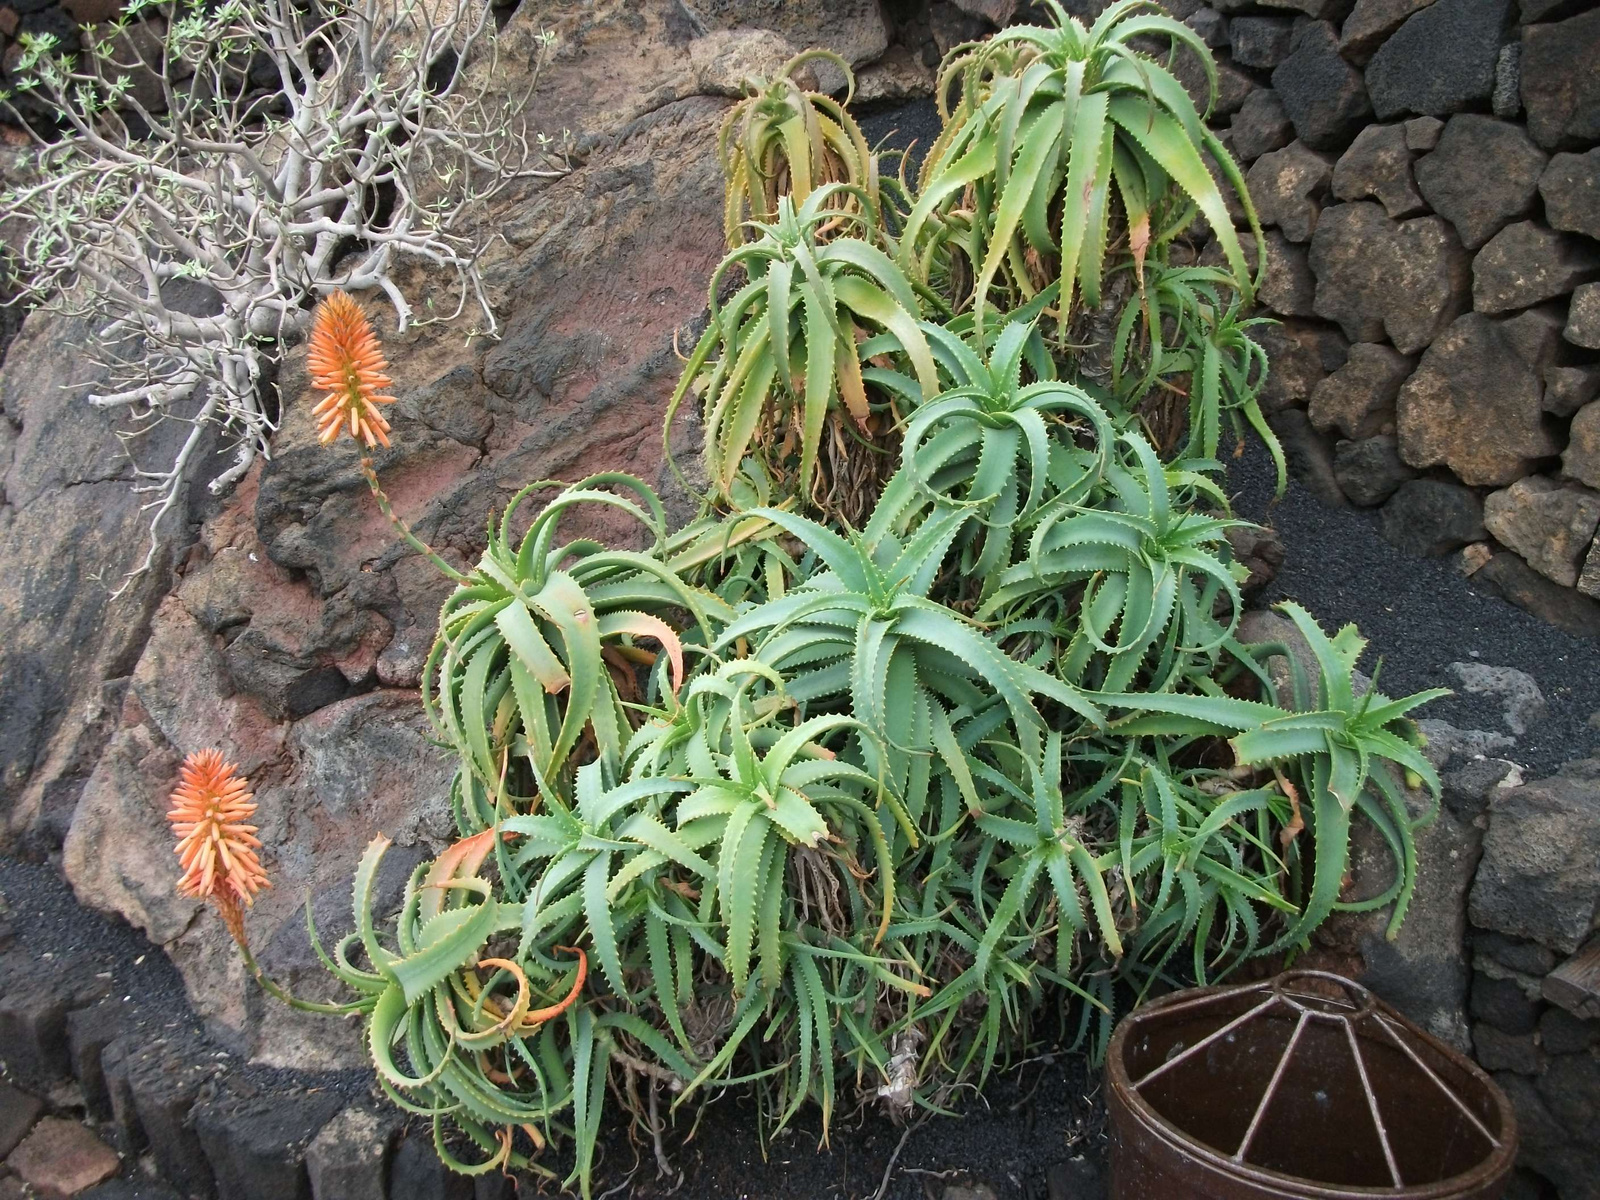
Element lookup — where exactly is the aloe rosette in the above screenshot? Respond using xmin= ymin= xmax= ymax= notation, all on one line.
xmin=666 ymin=186 xmax=939 ymax=512
xmin=902 ymin=0 xmax=1263 ymax=334
xmin=718 ymin=50 xmax=878 ymax=246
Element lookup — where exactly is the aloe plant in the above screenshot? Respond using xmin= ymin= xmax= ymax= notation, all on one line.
xmin=901 ymin=0 xmax=1263 ymax=335
xmin=230 ymin=8 xmax=1451 ymax=1195
xmin=424 ymin=473 xmax=730 ymax=824
xmin=1111 ymin=261 xmax=1285 ymax=491
xmin=719 ymin=50 xmax=878 ymax=246
xmin=666 ymin=185 xmax=939 ymax=514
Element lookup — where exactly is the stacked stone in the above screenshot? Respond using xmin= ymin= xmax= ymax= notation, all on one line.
xmin=1465 ymin=757 xmax=1600 ymax=1199
xmin=1192 ymin=0 xmax=1600 ymax=637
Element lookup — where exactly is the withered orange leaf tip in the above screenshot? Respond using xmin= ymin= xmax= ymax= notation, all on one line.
xmin=308 ymin=290 xmax=397 ymax=450
xmin=167 ymin=749 xmax=271 ymax=943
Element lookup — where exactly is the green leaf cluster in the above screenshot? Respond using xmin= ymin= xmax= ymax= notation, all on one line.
xmin=286 ymin=6 xmax=1447 ymax=1194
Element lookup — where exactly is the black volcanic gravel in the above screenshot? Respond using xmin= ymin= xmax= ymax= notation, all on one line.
xmin=0 ymin=855 xmax=1106 ymax=1199
xmin=1228 ymin=439 xmax=1600 ymax=775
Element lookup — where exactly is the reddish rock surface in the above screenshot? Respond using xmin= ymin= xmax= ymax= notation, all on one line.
xmin=4 ymin=0 xmax=765 ymax=1067
xmin=6 ymin=1118 xmax=119 ymax=1196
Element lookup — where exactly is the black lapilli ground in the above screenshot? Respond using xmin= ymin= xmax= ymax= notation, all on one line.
xmin=1228 ymin=437 xmax=1600 ymax=775
xmin=0 ymin=852 xmax=1107 ymax=1199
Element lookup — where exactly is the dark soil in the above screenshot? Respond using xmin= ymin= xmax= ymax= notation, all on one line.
xmin=0 ymin=852 xmax=1107 ymax=1200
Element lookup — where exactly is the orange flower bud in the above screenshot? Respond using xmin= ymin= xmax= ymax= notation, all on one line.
xmin=307 ymin=290 xmax=397 ymax=449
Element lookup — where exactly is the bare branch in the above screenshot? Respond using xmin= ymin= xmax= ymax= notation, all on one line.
xmin=0 ymin=0 xmax=569 ymax=590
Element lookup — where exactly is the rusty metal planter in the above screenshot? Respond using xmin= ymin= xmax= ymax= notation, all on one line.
xmin=1106 ymin=971 xmax=1518 ymax=1199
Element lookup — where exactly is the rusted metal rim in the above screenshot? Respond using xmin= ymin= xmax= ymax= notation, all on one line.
xmin=1106 ymin=971 xmax=1520 ymax=1199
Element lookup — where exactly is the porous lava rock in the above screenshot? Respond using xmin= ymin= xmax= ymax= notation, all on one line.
xmin=1472 ymin=220 xmax=1600 ymax=313
xmin=1396 ymin=313 xmax=1558 ymax=485
xmin=1246 ymin=140 xmax=1334 ymax=242
xmin=1404 ymin=114 xmax=1443 ymax=150
xmin=1470 ymin=759 xmax=1600 ymax=955
xmin=1381 ymin=479 xmax=1487 ymax=555
xmin=0 ymin=313 xmax=198 ymax=855
xmin=1229 ymin=15 xmax=1294 ymax=67
xmin=1331 ymin=122 xmax=1426 ymax=218
xmin=1271 ymin=408 xmax=1348 ymax=507
xmin=1520 ymin=7 xmax=1600 ymax=150
xmin=1248 ymin=319 xmax=1351 ymax=411
xmin=1540 ymin=148 xmax=1600 ymax=241
xmin=1308 ymin=201 xmax=1470 ymax=353
xmin=1365 ymin=0 xmax=1514 ymax=119
xmin=1545 ymin=365 xmax=1600 ymax=419
xmin=1563 ymin=402 xmax=1600 ymax=491
xmin=1333 ymin=434 xmax=1416 ymax=506
xmin=1337 ymin=0 xmax=1437 ymax=64
xmin=678 ymin=0 xmax=888 ymax=72
xmin=1498 ymin=304 xmax=1568 ymax=375
xmin=1475 ymin=551 xmax=1600 ymax=636
xmin=1270 ymin=21 xmax=1373 ymax=150
xmin=1413 ymin=114 xmax=1548 ymax=249
xmin=1308 ymin=342 xmax=1414 ymax=438
xmin=1230 ymin=89 xmax=1295 ymax=163
xmin=1482 ymin=476 xmax=1600 ymax=588
xmin=1203 ymin=231 xmax=1316 ymax=316
xmin=1568 ymin=282 xmax=1600 ymax=349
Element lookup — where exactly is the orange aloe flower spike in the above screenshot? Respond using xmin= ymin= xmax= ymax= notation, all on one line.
xmin=307 ymin=290 xmax=397 ymax=449
xmin=166 ymin=749 xmax=271 ymax=943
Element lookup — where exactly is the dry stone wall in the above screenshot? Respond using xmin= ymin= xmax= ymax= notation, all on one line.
xmin=1193 ymin=0 xmax=1600 ymax=637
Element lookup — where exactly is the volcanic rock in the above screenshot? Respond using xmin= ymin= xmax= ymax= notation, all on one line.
xmin=1498 ymin=304 xmax=1568 ymax=374
xmin=1205 ymin=231 xmax=1317 ymax=316
xmin=1337 ymin=0 xmax=1437 ymax=63
xmin=1187 ymin=7 xmax=1229 ymax=46
xmin=1396 ymin=313 xmax=1557 ymax=485
xmin=1492 ymin=43 xmax=1521 ymax=120
xmin=1333 ymin=434 xmax=1416 ymax=506
xmin=1564 ymin=403 xmax=1600 ymax=491
xmin=1230 ymin=90 xmax=1295 ymax=163
xmin=678 ymin=0 xmax=888 ymax=71
xmin=1270 ymin=21 xmax=1373 ymax=150
xmin=1309 ymin=202 xmax=1471 ymax=353
xmin=1546 ymin=366 xmax=1600 ymax=419
xmin=1483 ymin=477 xmax=1600 ymax=588
xmin=305 ymin=1104 xmax=404 ymax=1200
xmin=0 ymin=1082 xmax=42 ymax=1158
xmin=1520 ymin=7 xmax=1600 ymax=149
xmin=1230 ymin=15 xmax=1294 ymax=66
xmin=1382 ymin=479 xmax=1487 ymax=555
xmin=1473 ymin=221 xmax=1600 ymax=313
xmin=1270 ymin=408 xmax=1348 ymax=507
xmin=1413 ymin=114 xmax=1548 ymax=249
xmin=1331 ymin=122 xmax=1426 ymax=217
xmin=1309 ymin=343 xmax=1414 ymax=438
xmin=1247 ymin=140 xmax=1334 ymax=241
xmin=1249 ymin=319 xmax=1351 ymax=411
xmin=1541 ymin=148 xmax=1600 ymax=242
xmin=1475 ymin=550 xmax=1600 ymax=636
xmin=1403 ymin=114 xmax=1443 ymax=150
xmin=6 ymin=1118 xmax=120 ymax=1197
xmin=193 ymin=1085 xmax=346 ymax=1200
xmin=1471 ymin=759 xmax=1600 ymax=954
xmin=1568 ymin=283 xmax=1600 ymax=349
xmin=1365 ymin=0 xmax=1514 ymax=119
